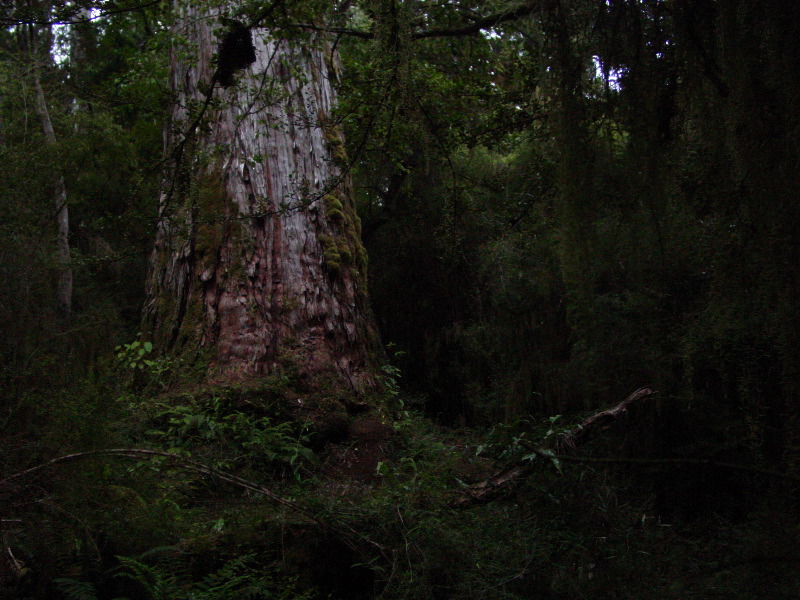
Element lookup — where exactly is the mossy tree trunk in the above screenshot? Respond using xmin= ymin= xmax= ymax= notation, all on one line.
xmin=143 ymin=5 xmax=381 ymax=394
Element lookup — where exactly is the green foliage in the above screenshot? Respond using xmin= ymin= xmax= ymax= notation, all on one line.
xmin=379 ymin=343 xmax=406 ymax=410
xmin=0 ymin=0 xmax=163 ymax=409
xmin=56 ymin=549 xmax=312 ymax=600
xmin=54 ymin=578 xmax=99 ymax=600
xmin=371 ymin=411 xmax=460 ymax=499
xmin=116 ymin=337 xmax=168 ymax=375
xmin=144 ymin=396 xmax=313 ymax=477
xmin=355 ymin=0 xmax=800 ymax=468
xmin=114 ymin=335 xmax=175 ymax=395
xmin=477 ymin=415 xmax=568 ymax=469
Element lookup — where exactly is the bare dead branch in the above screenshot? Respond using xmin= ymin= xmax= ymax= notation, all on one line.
xmin=555 ymin=386 xmax=654 ymax=451
xmin=451 ymin=387 xmax=655 ymax=508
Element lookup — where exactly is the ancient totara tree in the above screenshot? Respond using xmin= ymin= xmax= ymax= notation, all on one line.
xmin=143 ymin=4 xmax=382 ymax=394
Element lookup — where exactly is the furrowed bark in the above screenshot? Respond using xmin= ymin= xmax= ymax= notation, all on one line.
xmin=143 ymin=5 xmax=381 ymax=393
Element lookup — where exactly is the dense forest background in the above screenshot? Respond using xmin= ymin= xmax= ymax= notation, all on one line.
xmin=2 ymin=0 xmax=799 ymax=598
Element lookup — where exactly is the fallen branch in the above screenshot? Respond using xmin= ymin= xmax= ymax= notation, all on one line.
xmin=451 ymin=387 xmax=655 ymax=508
xmin=555 ymin=386 xmax=654 ymax=451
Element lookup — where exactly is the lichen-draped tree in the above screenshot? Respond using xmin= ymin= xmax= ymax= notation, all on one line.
xmin=143 ymin=5 xmax=381 ymax=394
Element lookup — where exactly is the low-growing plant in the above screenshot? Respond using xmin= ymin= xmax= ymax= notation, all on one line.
xmin=55 ymin=548 xmax=313 ymax=600
xmin=146 ymin=397 xmax=313 ymax=477
xmin=115 ymin=335 xmax=173 ymax=392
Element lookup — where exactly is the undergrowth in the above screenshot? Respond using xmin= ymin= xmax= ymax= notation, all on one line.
xmin=3 ymin=386 xmax=799 ymax=600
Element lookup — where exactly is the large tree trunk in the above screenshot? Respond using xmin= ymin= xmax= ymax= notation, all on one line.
xmin=143 ymin=7 xmax=381 ymax=394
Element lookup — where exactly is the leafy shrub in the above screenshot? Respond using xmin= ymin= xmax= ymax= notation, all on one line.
xmin=145 ymin=397 xmax=313 ymax=477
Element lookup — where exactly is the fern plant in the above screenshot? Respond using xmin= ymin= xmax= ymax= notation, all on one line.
xmin=54 ymin=578 xmax=99 ymax=600
xmin=56 ymin=547 xmax=312 ymax=600
xmin=111 ymin=550 xmax=311 ymax=600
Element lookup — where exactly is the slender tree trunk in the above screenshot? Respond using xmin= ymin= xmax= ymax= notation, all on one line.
xmin=143 ymin=6 xmax=381 ymax=393
xmin=33 ymin=73 xmax=72 ymax=318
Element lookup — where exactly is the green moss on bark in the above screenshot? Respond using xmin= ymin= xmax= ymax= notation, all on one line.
xmin=321 ymin=120 xmax=349 ymax=167
xmin=319 ymin=233 xmax=342 ymax=276
xmin=323 ymin=194 xmax=345 ymax=224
